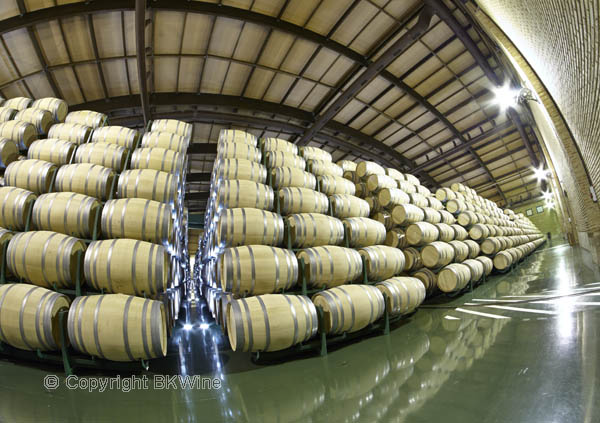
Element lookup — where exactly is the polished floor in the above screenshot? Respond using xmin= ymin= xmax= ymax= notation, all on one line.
xmin=2 ymin=240 xmax=600 ymax=422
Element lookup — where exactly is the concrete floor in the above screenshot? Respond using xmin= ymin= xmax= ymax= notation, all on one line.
xmin=1 ymin=241 xmax=600 ymax=422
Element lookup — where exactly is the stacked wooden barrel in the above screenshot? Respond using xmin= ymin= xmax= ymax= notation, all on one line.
xmin=0 ymin=97 xmax=183 ymax=364
xmin=435 ymin=183 xmax=544 ymax=289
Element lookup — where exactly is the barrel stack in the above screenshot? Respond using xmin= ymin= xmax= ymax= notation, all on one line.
xmin=436 ymin=183 xmax=544 ymax=283
xmin=0 ymin=96 xmax=189 ymax=366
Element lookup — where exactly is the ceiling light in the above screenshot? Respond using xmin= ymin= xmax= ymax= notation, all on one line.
xmin=494 ymin=84 xmax=519 ymax=111
xmin=542 ymin=191 xmax=553 ymax=201
xmin=534 ymin=166 xmax=549 ymax=181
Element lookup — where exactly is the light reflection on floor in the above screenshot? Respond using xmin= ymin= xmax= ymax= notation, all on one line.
xmin=0 ymin=242 xmax=599 ymax=422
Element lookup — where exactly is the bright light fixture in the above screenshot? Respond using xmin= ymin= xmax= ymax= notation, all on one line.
xmin=533 ymin=166 xmax=549 ymax=181
xmin=494 ymin=84 xmax=518 ymax=111
xmin=542 ymin=191 xmax=553 ymax=201
xmin=183 ymin=323 xmax=193 ymax=331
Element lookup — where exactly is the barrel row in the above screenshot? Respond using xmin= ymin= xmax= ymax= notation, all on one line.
xmin=0 ymin=284 xmax=167 ymax=362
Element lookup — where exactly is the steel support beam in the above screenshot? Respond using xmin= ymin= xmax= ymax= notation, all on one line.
xmin=135 ymin=0 xmax=151 ymax=124
xmin=72 ymin=93 xmax=425 ymax=174
xmin=296 ymin=7 xmax=433 ymax=146
xmin=426 ymin=0 xmax=539 ymax=168
xmin=413 ymin=120 xmax=513 ymax=172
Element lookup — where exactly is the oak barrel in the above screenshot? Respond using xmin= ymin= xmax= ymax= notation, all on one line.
xmin=421 ymin=241 xmax=455 ymax=268
xmin=7 ymin=231 xmax=86 ymax=288
xmin=0 ymin=106 xmax=16 ymax=122
xmin=285 ymin=213 xmax=344 ymax=248
xmin=427 ymin=196 xmax=443 ymax=210
xmin=318 ymin=175 xmax=355 ymax=195
xmin=47 ymin=123 xmax=91 ymax=145
xmin=68 ymin=294 xmax=167 ymax=361
xmin=403 ymin=247 xmax=423 ymax=271
xmin=0 ymin=137 xmax=18 ymax=168
xmin=329 ymin=194 xmax=370 ymax=218
xmin=356 ymin=161 xmax=385 ymax=179
xmin=435 ymin=223 xmax=455 ymax=242
xmin=0 ymin=284 xmax=70 ymax=351
xmin=214 ymin=158 xmax=267 ymax=184
xmin=215 ymin=208 xmax=284 ymax=247
xmin=337 ymin=160 xmax=357 ymax=172
xmin=343 ymin=217 xmax=386 ymax=247
xmin=4 ymin=159 xmax=56 ymax=194
xmin=376 ymin=277 xmax=426 ymax=316
xmin=152 ymin=119 xmax=193 ymax=139
xmin=31 ymin=98 xmax=68 ymax=122
xmin=448 ymin=240 xmax=469 ymax=262
xmin=439 ymin=209 xmax=456 ymax=225
xmin=3 ymin=97 xmax=31 ymax=111
xmin=422 ymin=207 xmax=442 ymax=224
xmin=14 ymin=108 xmax=53 ymax=134
xmin=55 ymin=163 xmax=115 ymax=200
xmin=74 ymin=142 xmax=128 ymax=172
xmin=411 ymin=268 xmax=437 ymax=296
xmin=462 ymin=259 xmax=484 ymax=282
xmin=406 ymin=222 xmax=439 ymax=246
xmin=140 ymin=131 xmax=188 ymax=153
xmin=464 ymin=239 xmax=481 ymax=259
xmin=278 ymin=187 xmax=328 ymax=215
xmin=385 ymin=168 xmax=404 ymax=182
xmin=296 ymin=246 xmax=362 ymax=288
xmin=117 ymin=169 xmax=178 ymax=205
xmin=391 ymin=204 xmax=424 ymax=226
xmin=91 ymin=126 xmax=138 ymax=150
xmin=307 ymin=160 xmax=343 ymax=177
xmin=32 ymin=192 xmax=101 ymax=239
xmin=435 ymin=187 xmax=456 ymax=202
xmin=131 ymin=147 xmax=185 ymax=174
xmin=216 ymin=180 xmax=274 ymax=211
xmin=299 ymin=146 xmax=332 ymax=162
xmin=27 ymin=138 xmax=75 ymax=165
xmin=227 ymin=294 xmax=317 ymax=352
xmin=0 ymin=120 xmax=37 ymax=149
xmin=469 ymin=224 xmax=490 ymax=241
xmin=0 ymin=187 xmax=36 ymax=230
xmin=218 ymin=142 xmax=262 ymax=163
xmin=437 ymin=263 xmax=471 ymax=293
xmin=265 ymin=151 xmax=305 ymax=170
xmin=359 ymin=245 xmax=405 ymax=281
xmin=378 ymin=188 xmax=410 ymax=208
xmin=65 ymin=110 xmax=107 ymax=128
xmin=260 ymin=137 xmax=298 ymax=155
xmin=270 ymin=166 xmax=316 ymax=190
xmin=101 ymin=198 xmax=172 ymax=245
xmin=398 ymin=180 xmax=417 ymax=194
xmin=385 ymin=228 xmax=407 ymax=249
xmin=84 ymin=239 xmax=169 ymax=296
xmin=218 ymin=245 xmax=298 ymax=295
xmin=366 ymin=174 xmax=397 ymax=193
xmin=451 ymin=224 xmax=468 ymax=241
xmin=312 ymin=285 xmax=385 ymax=335
xmin=493 ymin=251 xmax=513 ymax=270
xmin=218 ymin=129 xmax=257 ymax=146
xmin=373 ymin=211 xmax=393 ymax=230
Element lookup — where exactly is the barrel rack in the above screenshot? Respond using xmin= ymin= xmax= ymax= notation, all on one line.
xmin=0 ymin=121 xmax=188 ymax=375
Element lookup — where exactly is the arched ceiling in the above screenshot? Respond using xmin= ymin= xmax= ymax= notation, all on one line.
xmin=0 ymin=0 xmax=544 ymax=211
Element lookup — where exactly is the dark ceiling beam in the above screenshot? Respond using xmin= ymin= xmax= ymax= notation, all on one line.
xmin=509 ymin=194 xmax=544 ymax=209
xmin=426 ymin=0 xmax=539 ymax=168
xmin=426 ymin=127 xmax=520 ymax=174
xmin=135 ymin=0 xmax=151 ymax=124
xmin=87 ymin=14 xmax=109 ymax=99
xmin=413 ymin=120 xmax=513 ymax=171
xmin=472 ymin=167 xmax=534 ymax=190
xmin=14 ymin=0 xmax=62 ymax=99
xmin=185 ymin=192 xmax=210 ymax=201
xmin=296 ymin=7 xmax=433 ymax=146
xmin=187 ymin=173 xmax=211 ymax=182
xmin=76 ymin=93 xmax=415 ymax=171
xmin=187 ymin=144 xmax=217 ymax=155
xmin=436 ymin=145 xmax=529 ymax=185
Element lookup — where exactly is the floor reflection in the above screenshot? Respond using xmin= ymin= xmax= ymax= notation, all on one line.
xmin=1 ymin=243 xmax=600 ymax=422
